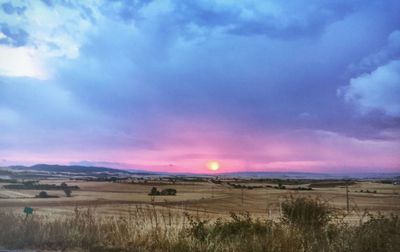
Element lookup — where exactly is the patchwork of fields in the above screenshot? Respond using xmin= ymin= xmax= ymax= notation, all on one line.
xmin=1 ymin=179 xmax=399 ymax=221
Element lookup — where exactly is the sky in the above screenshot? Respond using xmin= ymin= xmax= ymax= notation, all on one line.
xmin=0 ymin=0 xmax=399 ymax=174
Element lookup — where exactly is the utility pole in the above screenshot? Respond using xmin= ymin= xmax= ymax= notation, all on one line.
xmin=241 ymin=188 xmax=244 ymax=209
xmin=266 ymin=188 xmax=268 ymax=214
xmin=346 ymin=181 xmax=350 ymax=213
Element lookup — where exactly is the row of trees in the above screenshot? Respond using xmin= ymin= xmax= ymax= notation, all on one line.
xmin=34 ymin=182 xmax=74 ymax=198
xmin=36 ymin=188 xmax=73 ymax=198
xmin=4 ymin=181 xmax=79 ymax=190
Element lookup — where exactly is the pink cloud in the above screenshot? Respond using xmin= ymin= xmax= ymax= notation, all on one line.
xmin=2 ymin=118 xmax=399 ymax=174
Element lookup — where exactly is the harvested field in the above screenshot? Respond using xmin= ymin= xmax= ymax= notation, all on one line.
xmin=1 ymin=179 xmax=399 ymax=221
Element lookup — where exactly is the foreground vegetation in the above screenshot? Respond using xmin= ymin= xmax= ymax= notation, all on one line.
xmin=0 ymin=197 xmax=399 ymax=252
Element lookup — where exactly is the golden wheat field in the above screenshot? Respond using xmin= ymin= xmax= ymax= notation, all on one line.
xmin=1 ymin=179 xmax=399 ymax=221
xmin=0 ymin=178 xmax=399 ymax=251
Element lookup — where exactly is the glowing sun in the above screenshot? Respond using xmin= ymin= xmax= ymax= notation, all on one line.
xmin=207 ymin=161 xmax=220 ymax=171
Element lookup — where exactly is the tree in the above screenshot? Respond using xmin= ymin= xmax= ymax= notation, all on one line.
xmin=161 ymin=188 xmax=177 ymax=195
xmin=64 ymin=188 xmax=72 ymax=197
xmin=149 ymin=187 xmax=160 ymax=195
xmin=37 ymin=191 xmax=49 ymax=198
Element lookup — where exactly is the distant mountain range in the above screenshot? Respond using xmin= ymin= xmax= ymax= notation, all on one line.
xmin=217 ymin=171 xmax=400 ymax=180
xmin=2 ymin=164 xmax=400 ymax=179
xmin=5 ymin=164 xmax=157 ymax=175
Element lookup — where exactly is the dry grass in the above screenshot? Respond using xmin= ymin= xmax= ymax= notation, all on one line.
xmin=0 ymin=205 xmax=186 ymax=251
xmin=1 ymin=180 xmax=398 ymax=220
xmin=0 ymin=179 xmax=399 ymax=251
xmin=0 ymin=197 xmax=399 ymax=252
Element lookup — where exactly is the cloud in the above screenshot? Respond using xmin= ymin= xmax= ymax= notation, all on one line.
xmin=100 ymin=0 xmax=353 ymax=39
xmin=0 ymin=0 xmax=99 ymax=79
xmin=0 ymin=45 xmax=48 ymax=78
xmin=1 ymin=2 xmax=26 ymax=15
xmin=1 ymin=0 xmax=400 ymax=172
xmin=182 ymin=1 xmax=352 ymax=39
xmin=347 ymin=30 xmax=400 ymax=75
xmin=340 ymin=60 xmax=400 ymax=117
xmin=339 ymin=28 xmax=400 ymax=129
xmin=196 ymin=0 xmax=352 ymax=38
xmin=0 ymin=23 xmax=28 ymax=46
xmin=99 ymin=0 xmax=153 ymax=22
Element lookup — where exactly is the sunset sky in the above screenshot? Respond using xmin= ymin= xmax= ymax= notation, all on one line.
xmin=0 ymin=0 xmax=399 ymax=173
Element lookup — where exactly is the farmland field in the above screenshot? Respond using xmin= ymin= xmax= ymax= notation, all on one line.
xmin=1 ymin=178 xmax=399 ymax=221
xmin=0 ymin=171 xmax=399 ymax=251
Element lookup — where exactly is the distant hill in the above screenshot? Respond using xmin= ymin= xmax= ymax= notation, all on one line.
xmin=4 ymin=164 xmax=400 ymax=179
xmin=219 ymin=171 xmax=400 ymax=179
xmin=218 ymin=171 xmax=334 ymax=179
xmin=7 ymin=164 xmax=156 ymax=175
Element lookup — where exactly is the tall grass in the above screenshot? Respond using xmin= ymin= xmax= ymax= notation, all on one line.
xmin=0 ymin=198 xmax=398 ymax=252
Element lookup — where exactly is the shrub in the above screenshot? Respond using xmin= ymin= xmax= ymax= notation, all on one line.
xmin=36 ymin=191 xmax=58 ymax=198
xmin=148 ymin=187 xmax=160 ymax=196
xmin=212 ymin=212 xmax=271 ymax=239
xmin=185 ymin=213 xmax=209 ymax=241
xmin=281 ymin=196 xmax=331 ymax=230
xmin=64 ymin=188 xmax=72 ymax=197
xmin=149 ymin=187 xmax=177 ymax=196
xmin=0 ymin=200 xmax=398 ymax=252
xmin=37 ymin=191 xmax=49 ymax=198
xmin=160 ymin=188 xmax=177 ymax=196
xmin=350 ymin=214 xmax=400 ymax=252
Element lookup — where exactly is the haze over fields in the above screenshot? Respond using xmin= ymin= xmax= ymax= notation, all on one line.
xmin=1 ymin=0 xmax=400 ymax=174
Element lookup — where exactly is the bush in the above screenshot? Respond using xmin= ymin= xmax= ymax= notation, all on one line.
xmin=148 ymin=187 xmax=160 ymax=196
xmin=161 ymin=188 xmax=177 ymax=195
xmin=281 ymin=196 xmax=331 ymax=230
xmin=37 ymin=191 xmax=49 ymax=198
xmin=36 ymin=191 xmax=58 ymax=198
xmin=0 ymin=200 xmax=398 ymax=252
xmin=149 ymin=187 xmax=177 ymax=196
xmin=64 ymin=188 xmax=72 ymax=197
xmin=351 ymin=214 xmax=400 ymax=252
xmin=212 ymin=212 xmax=271 ymax=239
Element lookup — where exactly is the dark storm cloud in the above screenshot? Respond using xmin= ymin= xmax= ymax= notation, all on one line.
xmin=174 ymin=1 xmax=354 ymax=38
xmin=47 ymin=0 xmax=400 ymax=141
xmin=1 ymin=0 xmax=399 ymax=170
xmin=99 ymin=0 xmax=355 ymax=39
